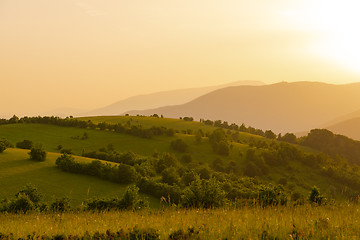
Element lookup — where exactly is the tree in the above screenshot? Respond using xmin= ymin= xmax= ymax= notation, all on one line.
xmin=264 ymin=130 xmax=277 ymax=139
xmin=181 ymin=178 xmax=226 ymax=208
xmin=50 ymin=197 xmax=70 ymax=212
xmin=161 ymin=167 xmax=180 ymax=185
xmin=15 ymin=183 xmax=42 ymax=204
xmin=29 ymin=144 xmax=46 ymax=161
xmin=16 ymin=140 xmax=33 ymax=149
xmin=278 ymin=133 xmax=297 ymax=144
xmin=308 ymin=186 xmax=325 ymax=205
xmin=0 ymin=141 xmax=6 ymax=153
xmin=117 ymin=164 xmax=138 ymax=183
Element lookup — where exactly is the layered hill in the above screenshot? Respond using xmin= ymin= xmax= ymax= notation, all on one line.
xmin=127 ymin=82 xmax=360 ymax=133
xmin=325 ymin=117 xmax=360 ymax=140
xmin=83 ymin=80 xmax=264 ymax=117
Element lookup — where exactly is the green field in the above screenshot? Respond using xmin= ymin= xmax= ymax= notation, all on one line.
xmin=0 ymin=122 xmax=258 ymax=168
xmin=0 ymin=148 xmax=159 ymax=207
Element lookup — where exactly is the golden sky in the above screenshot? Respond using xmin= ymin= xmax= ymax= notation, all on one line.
xmin=1 ymin=0 xmax=359 ymax=117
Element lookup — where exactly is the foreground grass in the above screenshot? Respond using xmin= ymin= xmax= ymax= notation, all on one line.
xmin=0 ymin=205 xmax=359 ymax=239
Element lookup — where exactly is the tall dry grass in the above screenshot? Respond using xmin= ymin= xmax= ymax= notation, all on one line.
xmin=1 ymin=204 xmax=359 ymax=239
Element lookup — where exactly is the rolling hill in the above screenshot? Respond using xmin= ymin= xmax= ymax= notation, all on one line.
xmin=0 ymin=148 xmax=159 ymax=207
xmin=325 ymin=117 xmax=360 ymax=140
xmin=126 ymin=81 xmax=360 ymax=133
xmin=83 ymin=80 xmax=264 ymax=117
xmin=1 ymin=115 xmax=360 ymax=206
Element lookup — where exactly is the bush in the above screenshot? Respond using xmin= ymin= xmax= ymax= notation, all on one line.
xmin=8 ymin=194 xmax=34 ymax=213
xmin=181 ymin=178 xmax=226 ymax=208
xmin=29 ymin=144 xmax=46 ymax=161
xmin=86 ymin=185 xmax=148 ymax=211
xmin=15 ymin=183 xmax=42 ymax=204
xmin=16 ymin=140 xmax=33 ymax=149
xmin=308 ymin=186 xmax=326 ymax=205
xmin=182 ymin=171 xmax=198 ymax=186
xmin=60 ymin=148 xmax=73 ymax=154
xmin=155 ymin=153 xmax=179 ymax=173
xmin=257 ymin=185 xmax=287 ymax=207
xmin=117 ymin=164 xmax=138 ymax=184
xmin=50 ymin=197 xmax=70 ymax=212
xmin=161 ymin=167 xmax=180 ymax=185
xmin=0 ymin=142 xmax=6 ymax=153
xmin=137 ymin=178 xmax=182 ymax=204
xmin=0 ymin=139 xmax=14 ymax=148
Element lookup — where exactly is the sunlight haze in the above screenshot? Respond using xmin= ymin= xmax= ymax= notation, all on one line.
xmin=1 ymin=0 xmax=359 ymax=117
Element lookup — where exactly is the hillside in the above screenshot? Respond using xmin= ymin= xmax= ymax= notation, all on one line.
xmin=0 ymin=148 xmax=159 ymax=207
xmin=325 ymin=117 xmax=360 ymax=140
xmin=1 ymin=115 xmax=360 ymax=207
xmin=83 ymin=80 xmax=264 ymax=117
xmin=126 ymin=82 xmax=360 ymax=133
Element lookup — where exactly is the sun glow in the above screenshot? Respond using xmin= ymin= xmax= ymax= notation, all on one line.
xmin=284 ymin=1 xmax=360 ymax=73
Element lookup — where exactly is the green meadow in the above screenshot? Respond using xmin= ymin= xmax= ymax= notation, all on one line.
xmin=0 ymin=148 xmax=159 ymax=207
xmin=0 ymin=116 xmax=354 ymax=203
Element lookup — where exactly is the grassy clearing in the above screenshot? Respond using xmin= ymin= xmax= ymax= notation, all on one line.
xmin=0 ymin=148 xmax=159 ymax=207
xmin=0 ymin=123 xmax=250 ymax=166
xmin=0 ymin=123 xmax=171 ymax=156
xmin=0 ymin=205 xmax=359 ymax=239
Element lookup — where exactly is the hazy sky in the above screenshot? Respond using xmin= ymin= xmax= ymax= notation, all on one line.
xmin=1 ymin=0 xmax=360 ymax=117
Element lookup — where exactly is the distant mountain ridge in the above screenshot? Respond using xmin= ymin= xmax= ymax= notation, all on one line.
xmin=126 ymin=81 xmax=360 ymax=133
xmin=83 ymin=80 xmax=264 ymax=117
xmin=325 ymin=117 xmax=360 ymax=140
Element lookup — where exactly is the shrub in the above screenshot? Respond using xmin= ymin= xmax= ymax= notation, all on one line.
xmin=50 ymin=197 xmax=71 ymax=212
xmin=8 ymin=194 xmax=34 ymax=213
xmin=137 ymin=178 xmax=182 ymax=204
xmin=308 ymin=186 xmax=326 ymax=205
xmin=0 ymin=142 xmax=6 ymax=153
xmin=0 ymin=139 xmax=14 ymax=148
xmin=86 ymin=186 xmax=149 ymax=211
xmin=257 ymin=185 xmax=287 ymax=207
xmin=182 ymin=171 xmax=198 ymax=186
xmin=117 ymin=164 xmax=138 ymax=184
xmin=60 ymin=148 xmax=73 ymax=154
xmin=29 ymin=144 xmax=46 ymax=161
xmin=181 ymin=178 xmax=226 ymax=208
xmin=16 ymin=140 xmax=33 ymax=149
xmin=15 ymin=183 xmax=42 ymax=204
xmin=155 ymin=153 xmax=179 ymax=173
xmin=161 ymin=167 xmax=180 ymax=185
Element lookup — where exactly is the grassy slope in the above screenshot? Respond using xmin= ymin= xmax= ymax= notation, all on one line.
xmin=0 ymin=116 xmax=346 ymax=201
xmin=0 ymin=148 xmax=159 ymax=207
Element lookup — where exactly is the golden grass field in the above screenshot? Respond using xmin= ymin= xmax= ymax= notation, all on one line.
xmin=1 ymin=204 xmax=359 ymax=239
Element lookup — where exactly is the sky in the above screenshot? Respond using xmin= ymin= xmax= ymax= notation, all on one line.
xmin=1 ymin=0 xmax=360 ymax=117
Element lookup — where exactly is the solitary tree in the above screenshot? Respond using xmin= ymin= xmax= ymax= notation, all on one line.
xmin=29 ymin=144 xmax=47 ymax=161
